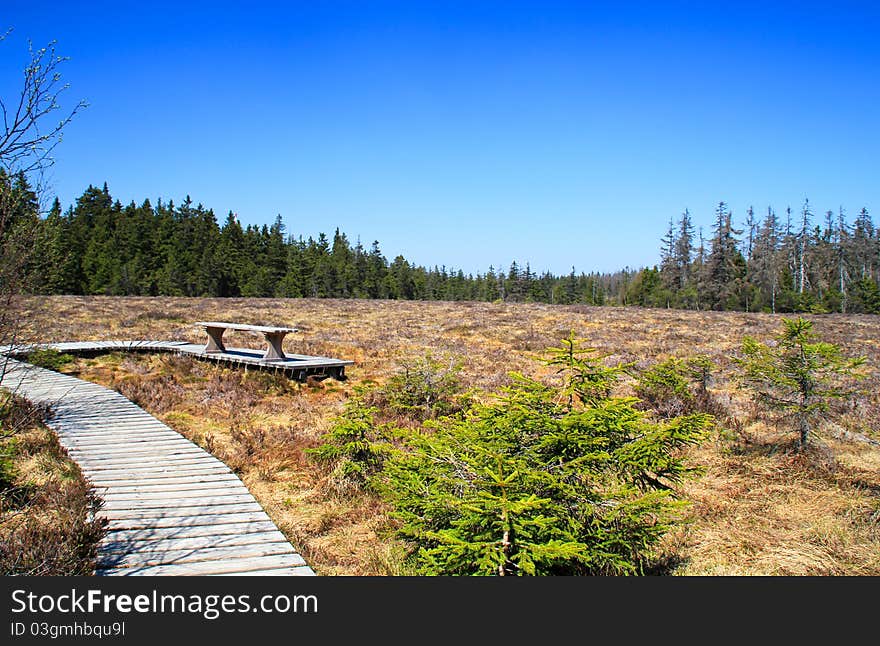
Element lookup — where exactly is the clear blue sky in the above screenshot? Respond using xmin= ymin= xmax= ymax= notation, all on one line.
xmin=2 ymin=1 xmax=878 ymax=275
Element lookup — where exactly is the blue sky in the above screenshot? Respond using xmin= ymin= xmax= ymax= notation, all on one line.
xmin=2 ymin=1 xmax=878 ymax=274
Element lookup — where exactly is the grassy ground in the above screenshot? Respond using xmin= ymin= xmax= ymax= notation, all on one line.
xmin=19 ymin=295 xmax=880 ymax=575
xmin=0 ymin=395 xmax=106 ymax=575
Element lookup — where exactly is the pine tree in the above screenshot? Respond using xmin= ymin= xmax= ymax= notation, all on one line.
xmin=750 ymin=208 xmax=781 ymax=312
xmin=836 ymin=207 xmax=850 ymax=313
xmin=706 ymin=202 xmax=745 ymax=310
xmin=797 ymin=199 xmax=813 ymax=296
xmin=377 ymin=335 xmax=711 ymax=575
xmin=743 ymin=205 xmax=757 ymax=262
xmin=279 ymin=235 xmax=305 ymax=297
xmin=308 ymin=400 xmax=390 ymax=492
xmin=366 ymin=240 xmax=387 ymax=298
xmin=852 ymin=207 xmax=875 ymax=281
xmin=213 ymin=212 xmax=245 ymax=296
xmin=674 ymin=209 xmax=694 ymax=289
xmin=483 ymin=265 xmax=500 ymax=301
xmin=659 ymin=216 xmax=677 ymax=292
xmin=506 ymin=261 xmax=521 ymax=302
xmin=735 ymin=318 xmax=866 ymax=449
xmin=31 ymin=197 xmax=66 ymax=293
xmin=78 ymin=183 xmax=119 ymax=295
xmin=693 ymin=226 xmax=706 ymax=309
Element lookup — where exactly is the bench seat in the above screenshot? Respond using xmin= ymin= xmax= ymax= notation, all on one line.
xmin=194 ymin=322 xmax=299 ymax=360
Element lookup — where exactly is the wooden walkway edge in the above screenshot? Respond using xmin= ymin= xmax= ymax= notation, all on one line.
xmin=0 ymin=357 xmax=315 ymax=576
xmin=1 ymin=340 xmax=353 ymax=381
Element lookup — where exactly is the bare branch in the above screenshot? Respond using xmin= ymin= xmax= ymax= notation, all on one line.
xmin=0 ymin=33 xmax=88 ymax=176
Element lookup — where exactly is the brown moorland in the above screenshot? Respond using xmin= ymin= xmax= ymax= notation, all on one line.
xmin=17 ymin=295 xmax=880 ymax=575
xmin=0 ymin=396 xmax=105 ymax=575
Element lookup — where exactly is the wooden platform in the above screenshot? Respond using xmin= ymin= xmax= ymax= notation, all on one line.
xmin=0 ymin=357 xmax=315 ymax=576
xmin=2 ymin=340 xmax=353 ymax=380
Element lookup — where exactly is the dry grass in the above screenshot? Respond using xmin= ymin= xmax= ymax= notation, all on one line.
xmin=20 ymin=295 xmax=880 ymax=575
xmin=0 ymin=397 xmax=106 ymax=575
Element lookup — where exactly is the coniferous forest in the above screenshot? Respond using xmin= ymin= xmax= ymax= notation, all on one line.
xmin=5 ymin=171 xmax=879 ymax=313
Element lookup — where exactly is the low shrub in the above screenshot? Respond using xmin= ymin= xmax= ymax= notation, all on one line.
xmin=372 ymin=353 xmax=472 ymax=422
xmin=307 ymin=401 xmax=391 ymax=494
xmin=634 ymin=355 xmax=719 ymax=419
xmin=24 ymin=348 xmax=74 ymax=371
xmin=0 ymin=399 xmax=106 ymax=575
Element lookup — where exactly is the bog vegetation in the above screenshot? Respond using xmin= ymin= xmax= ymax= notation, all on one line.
xmin=0 ymin=396 xmax=106 ymax=575
xmin=303 ymin=317 xmax=869 ymax=575
xmin=17 ymin=296 xmax=878 ymax=576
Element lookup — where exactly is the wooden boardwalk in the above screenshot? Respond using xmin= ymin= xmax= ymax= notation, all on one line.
xmin=0 ymin=357 xmax=315 ymax=576
xmin=2 ymin=340 xmax=353 ymax=381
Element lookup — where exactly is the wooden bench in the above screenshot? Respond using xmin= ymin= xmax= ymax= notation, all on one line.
xmin=194 ymin=322 xmax=299 ymax=361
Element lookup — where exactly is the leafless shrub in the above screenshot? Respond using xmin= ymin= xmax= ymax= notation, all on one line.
xmin=135 ymin=310 xmax=186 ymax=322
xmin=0 ymin=478 xmax=106 ymax=575
xmin=0 ymin=395 xmax=48 ymax=440
xmin=112 ymin=373 xmax=185 ymax=413
xmin=0 ymin=401 xmax=106 ymax=575
xmin=224 ymin=424 xmax=305 ymax=476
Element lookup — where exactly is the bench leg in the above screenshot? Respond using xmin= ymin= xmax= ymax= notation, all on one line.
xmin=204 ymin=327 xmax=226 ymax=353
xmin=263 ymin=332 xmax=287 ymax=360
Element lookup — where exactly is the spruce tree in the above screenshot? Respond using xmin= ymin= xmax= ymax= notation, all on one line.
xmin=735 ymin=317 xmax=866 ymax=449
xmin=659 ymin=216 xmax=678 ymax=293
xmin=378 ymin=335 xmax=711 ymax=575
xmin=706 ymin=202 xmax=745 ymax=310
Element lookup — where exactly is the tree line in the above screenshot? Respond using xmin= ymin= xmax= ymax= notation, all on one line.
xmin=635 ymin=201 xmax=880 ymax=313
xmin=4 ymin=172 xmax=878 ymax=313
xmin=8 ymin=176 xmax=616 ymax=304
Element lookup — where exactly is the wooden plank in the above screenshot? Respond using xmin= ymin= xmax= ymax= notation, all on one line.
xmin=216 ymin=566 xmax=315 ymax=576
xmin=75 ymin=455 xmax=215 ymax=467
xmin=59 ymin=432 xmax=189 ymax=445
xmin=100 ymin=494 xmax=254 ymax=509
xmin=81 ymin=465 xmax=224 ymax=478
xmin=97 ymin=542 xmax=297 ymax=569
xmin=98 ymin=491 xmax=251 ymax=505
xmin=73 ymin=455 xmax=211 ymax=468
xmin=58 ymin=423 xmax=177 ymax=433
xmin=60 ymin=430 xmax=176 ymax=439
xmin=100 ymin=502 xmax=263 ymax=517
xmin=57 ymin=418 xmax=173 ymax=428
xmin=82 ymin=462 xmax=229 ymax=478
xmin=104 ymin=511 xmax=272 ymax=530
xmin=99 ymin=490 xmax=252 ymax=504
xmin=74 ymin=452 xmax=219 ymax=467
xmin=87 ymin=466 xmax=233 ymax=483
xmin=69 ymin=437 xmax=204 ymax=450
xmin=79 ymin=464 xmax=225 ymax=479
xmin=194 ymin=321 xmax=298 ymax=334
xmin=102 ymin=520 xmax=280 ymax=543
xmin=89 ymin=473 xmax=240 ymax=489
xmin=96 ymin=553 xmax=308 ymax=576
xmin=96 ymin=489 xmax=247 ymax=503
xmin=66 ymin=437 xmax=192 ymax=449
xmin=54 ymin=415 xmax=162 ymax=425
xmin=69 ymin=445 xmax=203 ymax=457
xmin=95 ymin=481 xmax=250 ymax=504
xmin=68 ymin=443 xmax=201 ymax=457
xmin=64 ymin=438 xmax=188 ymax=450
xmin=100 ymin=530 xmax=289 ymax=554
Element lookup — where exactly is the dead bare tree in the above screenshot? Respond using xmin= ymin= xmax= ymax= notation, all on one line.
xmin=0 ymin=29 xmax=88 ymax=175
xmin=0 ymin=28 xmax=86 ymax=416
